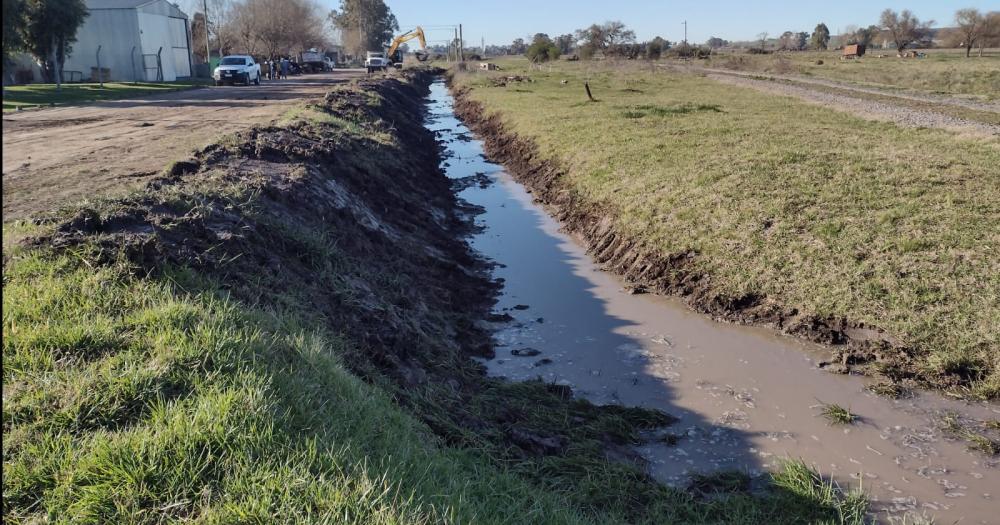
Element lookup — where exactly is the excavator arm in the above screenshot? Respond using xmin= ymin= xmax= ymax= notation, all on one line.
xmin=387 ymin=27 xmax=429 ymax=63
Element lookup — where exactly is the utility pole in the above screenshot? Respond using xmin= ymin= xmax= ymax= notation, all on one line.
xmin=202 ymin=0 xmax=211 ymax=65
xmin=453 ymin=27 xmax=458 ymax=62
xmin=459 ymin=24 xmax=465 ymax=61
xmin=683 ymin=20 xmax=688 ymax=44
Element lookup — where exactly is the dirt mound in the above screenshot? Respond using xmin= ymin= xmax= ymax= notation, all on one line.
xmin=449 ymin=81 xmax=937 ymax=391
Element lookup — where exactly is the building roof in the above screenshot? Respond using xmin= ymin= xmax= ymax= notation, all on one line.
xmin=86 ymin=0 xmax=188 ymax=19
xmin=87 ymin=0 xmax=158 ymax=8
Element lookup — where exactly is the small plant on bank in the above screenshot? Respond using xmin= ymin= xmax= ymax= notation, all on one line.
xmin=866 ymin=381 xmax=912 ymax=399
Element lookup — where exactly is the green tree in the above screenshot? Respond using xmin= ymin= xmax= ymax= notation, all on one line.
xmin=510 ymin=37 xmax=526 ymax=54
xmin=810 ymin=23 xmax=830 ymax=50
xmin=553 ymin=34 xmax=574 ymax=54
xmin=3 ymin=0 xmax=26 ymax=82
xmin=574 ymin=21 xmax=635 ymax=59
xmin=526 ymin=33 xmax=559 ymax=62
xmin=705 ymin=36 xmax=729 ymax=49
xmin=645 ymin=36 xmax=668 ymax=59
xmin=329 ymin=0 xmax=397 ymax=57
xmin=22 ymin=0 xmax=88 ymax=89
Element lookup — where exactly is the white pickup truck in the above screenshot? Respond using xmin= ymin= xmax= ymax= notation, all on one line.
xmin=213 ymin=55 xmax=261 ymax=86
xmin=365 ymin=51 xmax=390 ymax=73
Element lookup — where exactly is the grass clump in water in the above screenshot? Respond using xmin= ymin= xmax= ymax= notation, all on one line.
xmin=940 ymin=412 xmax=1000 ymax=456
xmin=816 ymin=401 xmax=858 ymax=425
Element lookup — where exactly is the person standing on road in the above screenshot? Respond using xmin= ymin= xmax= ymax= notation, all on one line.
xmin=268 ymin=58 xmax=276 ymax=80
xmin=280 ymin=57 xmax=289 ymax=79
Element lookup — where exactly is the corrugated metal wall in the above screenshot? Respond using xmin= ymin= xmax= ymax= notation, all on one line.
xmin=62 ymin=9 xmax=142 ymax=82
xmin=59 ymin=0 xmax=191 ymax=83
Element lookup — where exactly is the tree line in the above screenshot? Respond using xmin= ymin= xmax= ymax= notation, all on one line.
xmin=758 ymin=8 xmax=1000 ymax=57
xmin=496 ymin=7 xmax=1000 ymax=63
xmin=191 ymin=0 xmax=329 ymax=63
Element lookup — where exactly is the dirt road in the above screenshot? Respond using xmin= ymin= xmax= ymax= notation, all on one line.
xmin=666 ymin=65 xmax=1000 ymax=137
xmin=2 ymin=70 xmax=363 ymax=220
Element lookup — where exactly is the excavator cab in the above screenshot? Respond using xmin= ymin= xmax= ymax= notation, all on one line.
xmin=387 ymin=27 xmax=430 ymax=68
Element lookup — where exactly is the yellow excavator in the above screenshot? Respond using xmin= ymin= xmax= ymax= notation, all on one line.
xmin=387 ymin=27 xmax=429 ymax=68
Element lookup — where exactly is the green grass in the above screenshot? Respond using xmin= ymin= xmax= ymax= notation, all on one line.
xmin=1 ymin=233 xmax=872 ymax=524
xmin=2 ymin=72 xmax=875 ymax=523
xmin=706 ymin=49 xmax=1000 ymax=99
xmin=940 ymin=412 xmax=1000 ymax=456
xmin=2 ymin=80 xmax=212 ymax=111
xmin=1 ymin=249 xmax=585 ymax=523
xmin=454 ymin=58 xmax=1000 ymax=398
xmin=816 ymin=402 xmax=858 ymax=425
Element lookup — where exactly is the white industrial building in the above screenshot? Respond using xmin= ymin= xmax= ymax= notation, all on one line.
xmin=60 ymin=0 xmax=193 ymax=82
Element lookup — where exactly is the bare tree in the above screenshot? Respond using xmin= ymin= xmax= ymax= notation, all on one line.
xmin=954 ymin=8 xmax=985 ymax=57
xmin=880 ymin=9 xmax=933 ymax=55
xmin=230 ymin=0 xmax=263 ymax=56
xmin=218 ymin=0 xmax=326 ymax=58
xmin=981 ymin=12 xmax=1000 ymax=56
xmin=756 ymin=32 xmax=769 ymax=49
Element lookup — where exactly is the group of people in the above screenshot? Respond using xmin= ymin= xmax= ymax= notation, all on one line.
xmin=265 ymin=57 xmax=291 ymax=80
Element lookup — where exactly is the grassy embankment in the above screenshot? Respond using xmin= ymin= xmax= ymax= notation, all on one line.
xmin=3 ymin=72 xmax=868 ymax=523
xmin=453 ymin=58 xmax=1000 ymax=398
xmin=2 ymin=80 xmax=212 ymax=111
xmin=707 ymin=49 xmax=1000 ymax=99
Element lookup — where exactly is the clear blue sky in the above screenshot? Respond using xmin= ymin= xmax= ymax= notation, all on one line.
xmin=332 ymin=0 xmax=999 ymax=46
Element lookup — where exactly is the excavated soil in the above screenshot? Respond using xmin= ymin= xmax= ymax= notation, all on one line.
xmin=448 ymin=82 xmax=969 ymax=393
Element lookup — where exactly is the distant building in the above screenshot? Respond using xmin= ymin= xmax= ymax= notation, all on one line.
xmin=61 ymin=0 xmax=193 ymax=82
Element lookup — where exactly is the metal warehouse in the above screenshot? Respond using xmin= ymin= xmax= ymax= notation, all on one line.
xmin=62 ymin=0 xmax=193 ymax=82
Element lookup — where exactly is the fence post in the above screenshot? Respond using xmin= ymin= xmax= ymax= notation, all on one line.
xmin=96 ymin=45 xmax=103 ymax=87
xmin=131 ymin=46 xmax=138 ymax=83
xmin=156 ymin=47 xmax=163 ymax=82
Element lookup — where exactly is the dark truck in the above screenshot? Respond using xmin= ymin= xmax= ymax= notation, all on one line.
xmin=299 ymin=49 xmax=329 ymax=73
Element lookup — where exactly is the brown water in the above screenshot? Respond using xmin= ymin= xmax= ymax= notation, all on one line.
xmin=428 ymin=80 xmax=1000 ymax=523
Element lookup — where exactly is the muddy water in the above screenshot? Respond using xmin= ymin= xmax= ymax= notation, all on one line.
xmin=426 ymin=80 xmax=1000 ymax=523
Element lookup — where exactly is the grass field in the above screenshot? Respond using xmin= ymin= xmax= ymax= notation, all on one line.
xmin=706 ymin=49 xmax=1000 ymax=99
xmin=2 ymin=80 xmax=212 ymax=111
xmin=454 ymin=58 xmax=1000 ymax=398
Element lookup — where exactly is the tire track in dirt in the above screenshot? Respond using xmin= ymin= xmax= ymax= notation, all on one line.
xmin=701 ymin=70 xmax=1000 ymax=137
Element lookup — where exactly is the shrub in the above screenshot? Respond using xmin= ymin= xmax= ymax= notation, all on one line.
xmin=527 ymin=41 xmax=560 ymax=62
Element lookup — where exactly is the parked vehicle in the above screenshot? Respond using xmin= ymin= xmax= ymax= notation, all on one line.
xmin=213 ymin=55 xmax=261 ymax=86
xmin=365 ymin=51 xmax=390 ymax=73
xmin=300 ymin=49 xmax=325 ymax=73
